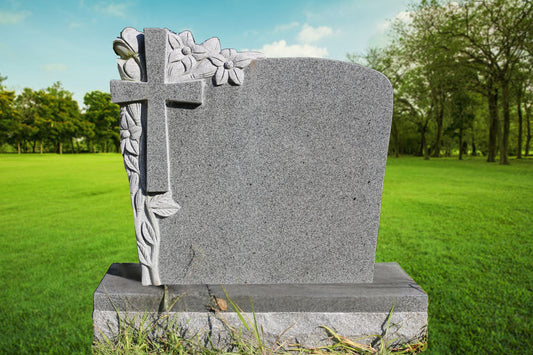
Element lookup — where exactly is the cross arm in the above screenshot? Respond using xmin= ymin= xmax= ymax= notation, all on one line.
xmin=110 ymin=80 xmax=148 ymax=104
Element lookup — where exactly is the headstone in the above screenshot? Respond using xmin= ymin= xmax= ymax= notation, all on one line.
xmin=93 ymin=27 xmax=428 ymax=349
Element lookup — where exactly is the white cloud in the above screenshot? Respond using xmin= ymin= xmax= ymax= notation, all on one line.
xmin=259 ymin=40 xmax=328 ymax=58
xmin=377 ymin=11 xmax=412 ymax=33
xmin=0 ymin=10 xmax=30 ymax=24
xmin=297 ymin=24 xmax=333 ymax=43
xmin=94 ymin=2 xmax=129 ymax=17
xmin=42 ymin=63 xmax=69 ymax=72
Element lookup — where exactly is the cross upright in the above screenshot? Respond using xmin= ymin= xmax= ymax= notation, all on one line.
xmin=110 ymin=28 xmax=204 ymax=193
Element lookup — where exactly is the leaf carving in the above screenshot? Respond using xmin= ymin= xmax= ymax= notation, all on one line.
xmin=137 ymin=241 xmax=152 ymax=266
xmin=141 ymin=221 xmax=156 ymax=245
xmin=129 ymin=173 xmax=139 ymax=194
xmin=124 ymin=154 xmax=139 ymax=174
xmin=149 ymin=192 xmax=181 ymax=218
xmin=134 ymin=189 xmax=144 ymax=214
xmin=126 ymin=103 xmax=142 ymax=125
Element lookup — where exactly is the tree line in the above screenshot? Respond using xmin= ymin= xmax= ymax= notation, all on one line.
xmin=348 ymin=0 xmax=532 ymax=164
xmin=1 ymin=0 xmax=532 ymax=162
xmin=0 ymin=77 xmax=120 ymax=154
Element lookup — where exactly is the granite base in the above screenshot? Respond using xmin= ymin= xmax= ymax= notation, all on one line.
xmin=93 ymin=263 xmax=427 ymax=349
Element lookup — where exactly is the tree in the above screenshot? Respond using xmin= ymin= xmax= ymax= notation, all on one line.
xmin=37 ymin=83 xmax=81 ymax=154
xmin=83 ymin=91 xmax=120 ymax=152
xmin=439 ymin=0 xmax=533 ymax=163
xmin=0 ymin=74 xmax=22 ymax=152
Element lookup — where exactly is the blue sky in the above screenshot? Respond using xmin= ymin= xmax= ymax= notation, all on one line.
xmin=1 ymin=0 xmax=412 ymax=105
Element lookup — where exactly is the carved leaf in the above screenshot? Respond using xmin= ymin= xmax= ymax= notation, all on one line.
xmin=149 ymin=192 xmax=181 ymax=218
xmin=124 ymin=58 xmax=141 ymax=81
xmin=137 ymin=241 xmax=152 ymax=266
xmin=191 ymin=44 xmax=208 ymax=60
xmin=201 ymin=37 xmax=221 ymax=53
xmin=117 ymin=61 xmax=131 ymax=81
xmin=130 ymin=139 xmax=139 ymax=155
xmin=129 ymin=126 xmax=141 ymax=141
xmin=129 ymin=173 xmax=139 ymax=195
xmin=120 ymin=139 xmax=126 ymax=155
xmin=191 ymin=59 xmax=217 ymax=79
xmin=134 ymin=189 xmax=144 ymax=214
xmin=141 ymin=221 xmax=156 ymax=245
xmin=124 ymin=153 xmax=139 ymax=174
xmin=234 ymin=51 xmax=264 ymax=68
xmin=208 ymin=53 xmax=226 ymax=67
xmin=126 ymin=103 xmax=141 ymax=125
xmin=168 ymin=62 xmax=186 ymax=82
xmin=123 ymin=139 xmax=139 ymax=156
xmin=120 ymin=110 xmax=128 ymax=130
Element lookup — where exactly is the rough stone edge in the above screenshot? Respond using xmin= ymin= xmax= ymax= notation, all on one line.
xmin=93 ymin=310 xmax=427 ymax=348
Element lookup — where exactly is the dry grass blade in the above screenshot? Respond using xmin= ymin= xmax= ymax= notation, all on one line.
xmin=320 ymin=326 xmax=377 ymax=354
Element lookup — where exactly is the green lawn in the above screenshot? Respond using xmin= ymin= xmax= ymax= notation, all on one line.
xmin=0 ymin=154 xmax=531 ymax=354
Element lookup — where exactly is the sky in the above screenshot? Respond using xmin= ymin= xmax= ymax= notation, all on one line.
xmin=1 ymin=0 xmax=413 ymax=105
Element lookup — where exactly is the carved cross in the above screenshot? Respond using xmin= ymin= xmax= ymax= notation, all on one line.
xmin=110 ymin=28 xmax=204 ymax=193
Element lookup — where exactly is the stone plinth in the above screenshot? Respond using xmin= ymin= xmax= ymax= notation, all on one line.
xmin=93 ymin=263 xmax=427 ymax=348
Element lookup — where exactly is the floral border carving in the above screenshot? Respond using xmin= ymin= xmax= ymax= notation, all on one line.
xmin=113 ymin=27 xmax=264 ymax=286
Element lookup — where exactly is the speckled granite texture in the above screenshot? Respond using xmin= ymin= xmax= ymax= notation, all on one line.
xmin=93 ymin=263 xmax=427 ymax=347
xmin=158 ymin=58 xmax=393 ymax=284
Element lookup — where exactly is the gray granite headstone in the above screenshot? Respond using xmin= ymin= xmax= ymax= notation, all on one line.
xmin=110 ymin=27 xmax=391 ymax=286
xmin=94 ymin=27 xmax=427 ymax=349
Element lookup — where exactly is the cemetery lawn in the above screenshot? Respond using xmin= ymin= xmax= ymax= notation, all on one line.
xmin=0 ymin=154 xmax=531 ymax=354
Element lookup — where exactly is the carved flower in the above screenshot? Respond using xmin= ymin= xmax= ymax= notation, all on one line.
xmin=168 ymin=31 xmax=211 ymax=77
xmin=114 ymin=27 xmax=144 ymax=82
xmin=120 ymin=111 xmax=141 ymax=156
xmin=207 ymin=49 xmax=264 ymax=86
xmin=117 ymin=58 xmax=142 ymax=81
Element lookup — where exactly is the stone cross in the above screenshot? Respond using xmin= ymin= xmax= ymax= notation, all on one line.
xmin=110 ymin=28 xmax=204 ymax=193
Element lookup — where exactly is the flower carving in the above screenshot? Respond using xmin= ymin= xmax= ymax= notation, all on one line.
xmin=207 ymin=49 xmax=264 ymax=86
xmin=166 ymin=29 xmax=264 ymax=85
xmin=168 ymin=31 xmax=210 ymax=77
xmin=113 ymin=27 xmax=145 ymax=81
xmin=120 ymin=110 xmax=141 ymax=156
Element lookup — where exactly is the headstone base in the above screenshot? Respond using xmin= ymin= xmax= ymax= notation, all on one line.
xmin=93 ymin=263 xmax=427 ymax=349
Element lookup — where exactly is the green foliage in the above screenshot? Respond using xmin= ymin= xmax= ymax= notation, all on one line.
xmin=0 ymin=155 xmax=531 ymax=354
xmin=0 ymin=86 xmax=19 ymax=147
xmin=1 ymin=82 xmax=120 ymax=154
xmin=349 ymin=0 xmax=533 ymax=163
xmin=83 ymin=91 xmax=121 ymax=153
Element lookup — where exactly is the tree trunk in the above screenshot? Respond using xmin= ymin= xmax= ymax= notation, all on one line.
xmin=459 ymin=126 xmax=463 ymax=160
xmin=433 ymin=98 xmax=444 ymax=158
xmin=392 ymin=119 xmax=400 ymax=158
xmin=58 ymin=141 xmax=63 ymax=155
xmin=499 ymin=79 xmax=510 ymax=165
xmin=40 ymin=140 xmax=43 ymax=154
xmin=421 ymin=127 xmax=429 ymax=160
xmin=471 ymin=126 xmax=477 ymax=156
xmin=17 ymin=141 xmax=21 ymax=154
xmin=487 ymin=82 xmax=499 ymax=162
xmin=516 ymin=90 xmax=523 ymax=159
xmin=525 ymin=103 xmax=531 ymax=157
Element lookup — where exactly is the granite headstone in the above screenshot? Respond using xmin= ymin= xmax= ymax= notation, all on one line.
xmin=93 ymin=27 xmax=428 ymax=348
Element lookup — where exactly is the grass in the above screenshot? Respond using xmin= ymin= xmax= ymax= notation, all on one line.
xmin=0 ymin=154 xmax=532 ymax=354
